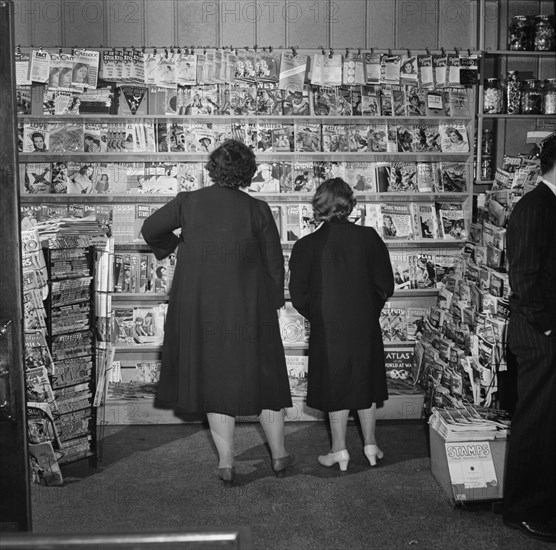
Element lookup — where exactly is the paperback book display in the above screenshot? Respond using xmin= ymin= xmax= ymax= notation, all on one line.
xmin=20 ymin=218 xmax=112 ymax=483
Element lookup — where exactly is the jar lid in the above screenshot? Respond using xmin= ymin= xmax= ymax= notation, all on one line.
xmin=486 ymin=78 xmax=499 ymax=82
xmin=535 ymin=14 xmax=551 ymax=20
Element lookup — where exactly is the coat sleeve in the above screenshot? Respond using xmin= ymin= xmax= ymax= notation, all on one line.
xmin=288 ymin=239 xmax=311 ymax=320
xmin=507 ymin=198 xmax=554 ymax=333
xmin=257 ymin=201 xmax=285 ymax=309
xmin=141 ymin=196 xmax=182 ymax=260
xmin=371 ymin=230 xmax=395 ymax=305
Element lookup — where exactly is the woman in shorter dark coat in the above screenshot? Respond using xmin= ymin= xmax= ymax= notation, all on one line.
xmin=289 ymin=178 xmax=394 ymax=471
xmin=142 ymin=139 xmax=294 ymax=486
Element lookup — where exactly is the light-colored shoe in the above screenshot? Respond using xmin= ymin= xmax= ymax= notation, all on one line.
xmin=318 ymin=449 xmax=350 ymax=471
xmin=364 ymin=444 xmax=384 ymax=467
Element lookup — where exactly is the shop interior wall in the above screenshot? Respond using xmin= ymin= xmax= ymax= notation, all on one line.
xmin=12 ymin=0 xmax=484 ymax=52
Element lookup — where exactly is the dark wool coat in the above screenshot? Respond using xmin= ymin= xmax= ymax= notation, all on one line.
xmin=289 ymin=219 xmax=394 ymax=412
xmin=141 ymin=185 xmax=292 ymax=416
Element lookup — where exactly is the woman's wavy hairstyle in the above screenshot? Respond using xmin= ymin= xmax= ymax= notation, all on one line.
xmin=205 ymin=139 xmax=257 ymax=188
xmin=312 ymin=178 xmax=356 ymax=222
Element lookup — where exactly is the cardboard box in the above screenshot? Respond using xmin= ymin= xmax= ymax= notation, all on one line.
xmin=429 ymin=425 xmax=507 ymax=504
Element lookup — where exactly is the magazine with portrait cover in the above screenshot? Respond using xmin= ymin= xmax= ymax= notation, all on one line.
xmin=23 ymin=121 xmax=50 ymax=153
xmin=400 ymin=56 xmax=418 ymax=86
xmin=286 ymin=354 xmax=308 ymax=397
xmin=436 ymin=202 xmax=467 ymax=240
xmin=439 ymin=162 xmax=468 ymax=193
xmin=294 ymin=123 xmax=321 ymax=152
xmin=386 ymin=162 xmax=418 ymax=192
xmin=405 ymin=86 xmax=427 ymax=116
xmin=380 ymin=203 xmax=415 ymax=240
xmin=357 ymin=84 xmax=380 ymax=116
xmin=343 ymin=162 xmax=377 ymax=193
xmin=439 ymin=122 xmax=469 ymax=153
xmin=83 ymin=123 xmax=108 ymax=153
xmin=322 ymin=124 xmax=348 ymax=152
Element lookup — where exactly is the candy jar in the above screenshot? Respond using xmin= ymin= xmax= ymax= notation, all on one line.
xmin=543 ymin=78 xmax=556 ymax=114
xmin=534 ymin=15 xmax=555 ymax=51
xmin=521 ymin=79 xmax=543 ymax=114
xmin=483 ymin=78 xmax=504 ymax=113
xmin=506 ymin=71 xmax=521 ymax=114
xmin=509 ymin=15 xmax=533 ymax=51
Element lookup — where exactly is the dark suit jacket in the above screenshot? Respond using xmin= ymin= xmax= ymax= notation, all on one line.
xmin=506 ymin=181 xmax=556 ymax=335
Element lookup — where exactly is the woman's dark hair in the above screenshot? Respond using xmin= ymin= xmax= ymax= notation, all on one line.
xmin=447 ymin=127 xmax=463 ymax=141
xmin=205 ymin=139 xmax=257 ymax=188
xmin=312 ymin=178 xmax=356 ymax=222
xmin=539 ymin=133 xmax=556 ymax=175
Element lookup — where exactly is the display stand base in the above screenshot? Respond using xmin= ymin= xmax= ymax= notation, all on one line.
xmin=100 ymin=392 xmax=425 ymax=425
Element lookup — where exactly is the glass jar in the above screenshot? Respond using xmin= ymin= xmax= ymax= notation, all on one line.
xmin=482 ymin=129 xmax=494 ymax=156
xmin=483 ymin=78 xmax=504 ymax=113
xmin=506 ymin=71 xmax=521 ymax=114
xmin=509 ymin=15 xmax=533 ymax=51
xmin=521 ymin=79 xmax=543 ymax=114
xmin=534 ymin=15 xmax=555 ymax=51
xmin=543 ymin=78 xmax=556 ymax=114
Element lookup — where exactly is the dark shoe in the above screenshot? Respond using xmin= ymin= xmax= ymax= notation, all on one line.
xmin=503 ymin=518 xmax=556 ymax=543
xmin=271 ymin=454 xmax=295 ymax=477
xmin=214 ymin=467 xmax=236 ymax=488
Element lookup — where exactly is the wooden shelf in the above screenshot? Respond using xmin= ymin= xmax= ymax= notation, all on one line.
xmin=482 ymin=49 xmax=556 ymax=57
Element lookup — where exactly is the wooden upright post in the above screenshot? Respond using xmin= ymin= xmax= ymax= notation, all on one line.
xmin=0 ymin=0 xmax=32 ymax=532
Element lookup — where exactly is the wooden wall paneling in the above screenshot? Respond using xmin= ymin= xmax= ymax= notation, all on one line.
xmin=105 ymin=0 xmax=143 ymax=47
xmin=176 ymin=0 xmax=218 ymax=48
xmin=396 ymin=0 xmax=438 ymax=49
xmin=367 ymin=0 xmax=395 ymax=48
xmin=330 ymin=0 xmax=367 ymax=50
xmin=219 ymin=0 xmax=256 ymax=48
xmin=438 ymin=0 xmax=473 ymax=49
xmin=255 ymin=0 xmax=287 ymax=48
xmin=482 ymin=0 xmax=499 ymax=51
xmin=24 ymin=0 xmax=62 ymax=48
xmin=59 ymin=0 xmax=105 ymax=48
xmin=12 ymin=0 xmax=32 ymax=47
xmin=145 ymin=0 xmax=174 ymax=48
xmin=284 ymin=0 xmax=328 ymax=49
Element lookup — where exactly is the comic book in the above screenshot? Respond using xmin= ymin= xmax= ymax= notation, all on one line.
xmin=271 ymin=124 xmax=294 ymax=152
xmin=322 ymin=124 xmax=348 ymax=152
xmin=256 ymin=82 xmax=283 ymax=115
xmin=343 ymin=162 xmax=376 ymax=192
xmin=282 ymin=86 xmax=311 ymax=115
xmin=23 ymin=163 xmax=52 ymax=194
xmin=439 ymin=162 xmax=468 ymax=193
xmin=436 ymin=202 xmax=467 ymax=240
xmin=360 ymin=85 xmax=382 ymax=116
xmin=294 ymin=123 xmax=321 ymax=152
xmin=255 ymin=122 xmax=280 ymax=152
xmin=386 ymin=162 xmax=418 ymax=192
xmin=346 ymin=125 xmax=369 ymax=152
xmin=132 ymin=304 xmax=166 ymax=344
xmin=411 ymin=202 xmax=440 ymax=239
xmin=365 ymin=124 xmax=388 ymax=152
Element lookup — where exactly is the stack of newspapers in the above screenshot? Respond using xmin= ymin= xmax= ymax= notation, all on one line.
xmin=428 ymin=405 xmax=510 ymax=441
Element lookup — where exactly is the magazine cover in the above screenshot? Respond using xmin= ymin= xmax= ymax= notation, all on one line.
xmin=311 ymin=85 xmax=338 ymax=116
xmin=322 ymin=124 xmax=348 ymax=152
xmin=439 ymin=123 xmax=469 ymax=153
xmin=286 ymin=354 xmax=308 ymax=397
xmin=26 ymin=366 xmax=56 ymax=408
xmin=406 ymin=307 xmax=428 ymax=341
xmin=255 ymin=122 xmax=279 ymax=152
xmin=278 ymin=302 xmax=309 ymax=346
xmin=48 ymin=122 xmax=83 ymax=153
xmin=299 ymin=204 xmax=318 ymax=238
xmin=411 ymin=124 xmax=441 ymax=152
xmin=391 ymin=85 xmax=406 ymax=116
xmin=433 ymin=55 xmax=448 ymax=88
xmin=286 ymin=162 xmax=319 ymax=193
xmin=436 ymin=202 xmax=467 ymax=240
xmin=23 ymin=163 xmax=52 ymax=194
xmin=379 ymin=85 xmax=393 ymax=116
xmin=380 ymin=203 xmax=415 ymax=240
xmin=282 ymin=86 xmax=311 ymax=115
xmin=364 ymin=203 xmax=383 ymax=234
xmin=439 ymin=162 xmax=468 ymax=193
xmin=141 ymin=163 xmax=181 ymax=195
xmin=132 ymin=305 xmax=166 ymax=344
xmin=425 ymin=89 xmax=448 ymax=116
xmin=396 ymin=124 xmax=416 ymax=152
xmin=256 ymin=51 xmax=279 ymax=82
xmin=271 ymin=125 xmax=294 ymax=152
xmin=363 ymin=52 xmax=381 ymax=84
xmin=344 ymin=162 xmax=376 ymax=192
xmin=387 ymin=162 xmax=418 ymax=192
xmin=347 ymin=125 xmax=369 ymax=152
xmin=379 ymin=54 xmax=401 ymax=84
xmin=247 ymin=162 xmax=282 ymax=193
xmin=283 ymin=204 xmax=301 ymax=242
xmin=405 ymin=87 xmax=427 ymax=116
xmin=411 ymin=202 xmax=440 ymax=239
xmin=400 ymin=56 xmax=418 ymax=86
xmin=416 ymin=162 xmax=439 ymax=192
xmin=294 ymin=123 xmax=321 ymax=152
xmin=384 ymin=347 xmax=414 ymax=381
xmin=390 ymin=252 xmax=412 ymax=290
xmin=446 ymin=87 xmax=471 ymax=117
xmin=365 ymin=124 xmax=388 ymax=152
xmin=23 ymin=121 xmax=50 ymax=152
xmin=359 ymin=84 xmax=381 ymax=116
xmin=415 ymin=254 xmax=437 ymax=289
xmin=417 ymin=55 xmax=434 ymax=88
xmin=256 ymin=82 xmax=283 ymax=115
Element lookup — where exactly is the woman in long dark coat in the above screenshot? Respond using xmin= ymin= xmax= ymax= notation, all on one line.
xmin=141 ymin=140 xmax=294 ymax=485
xmin=289 ymin=178 xmax=394 ymax=471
